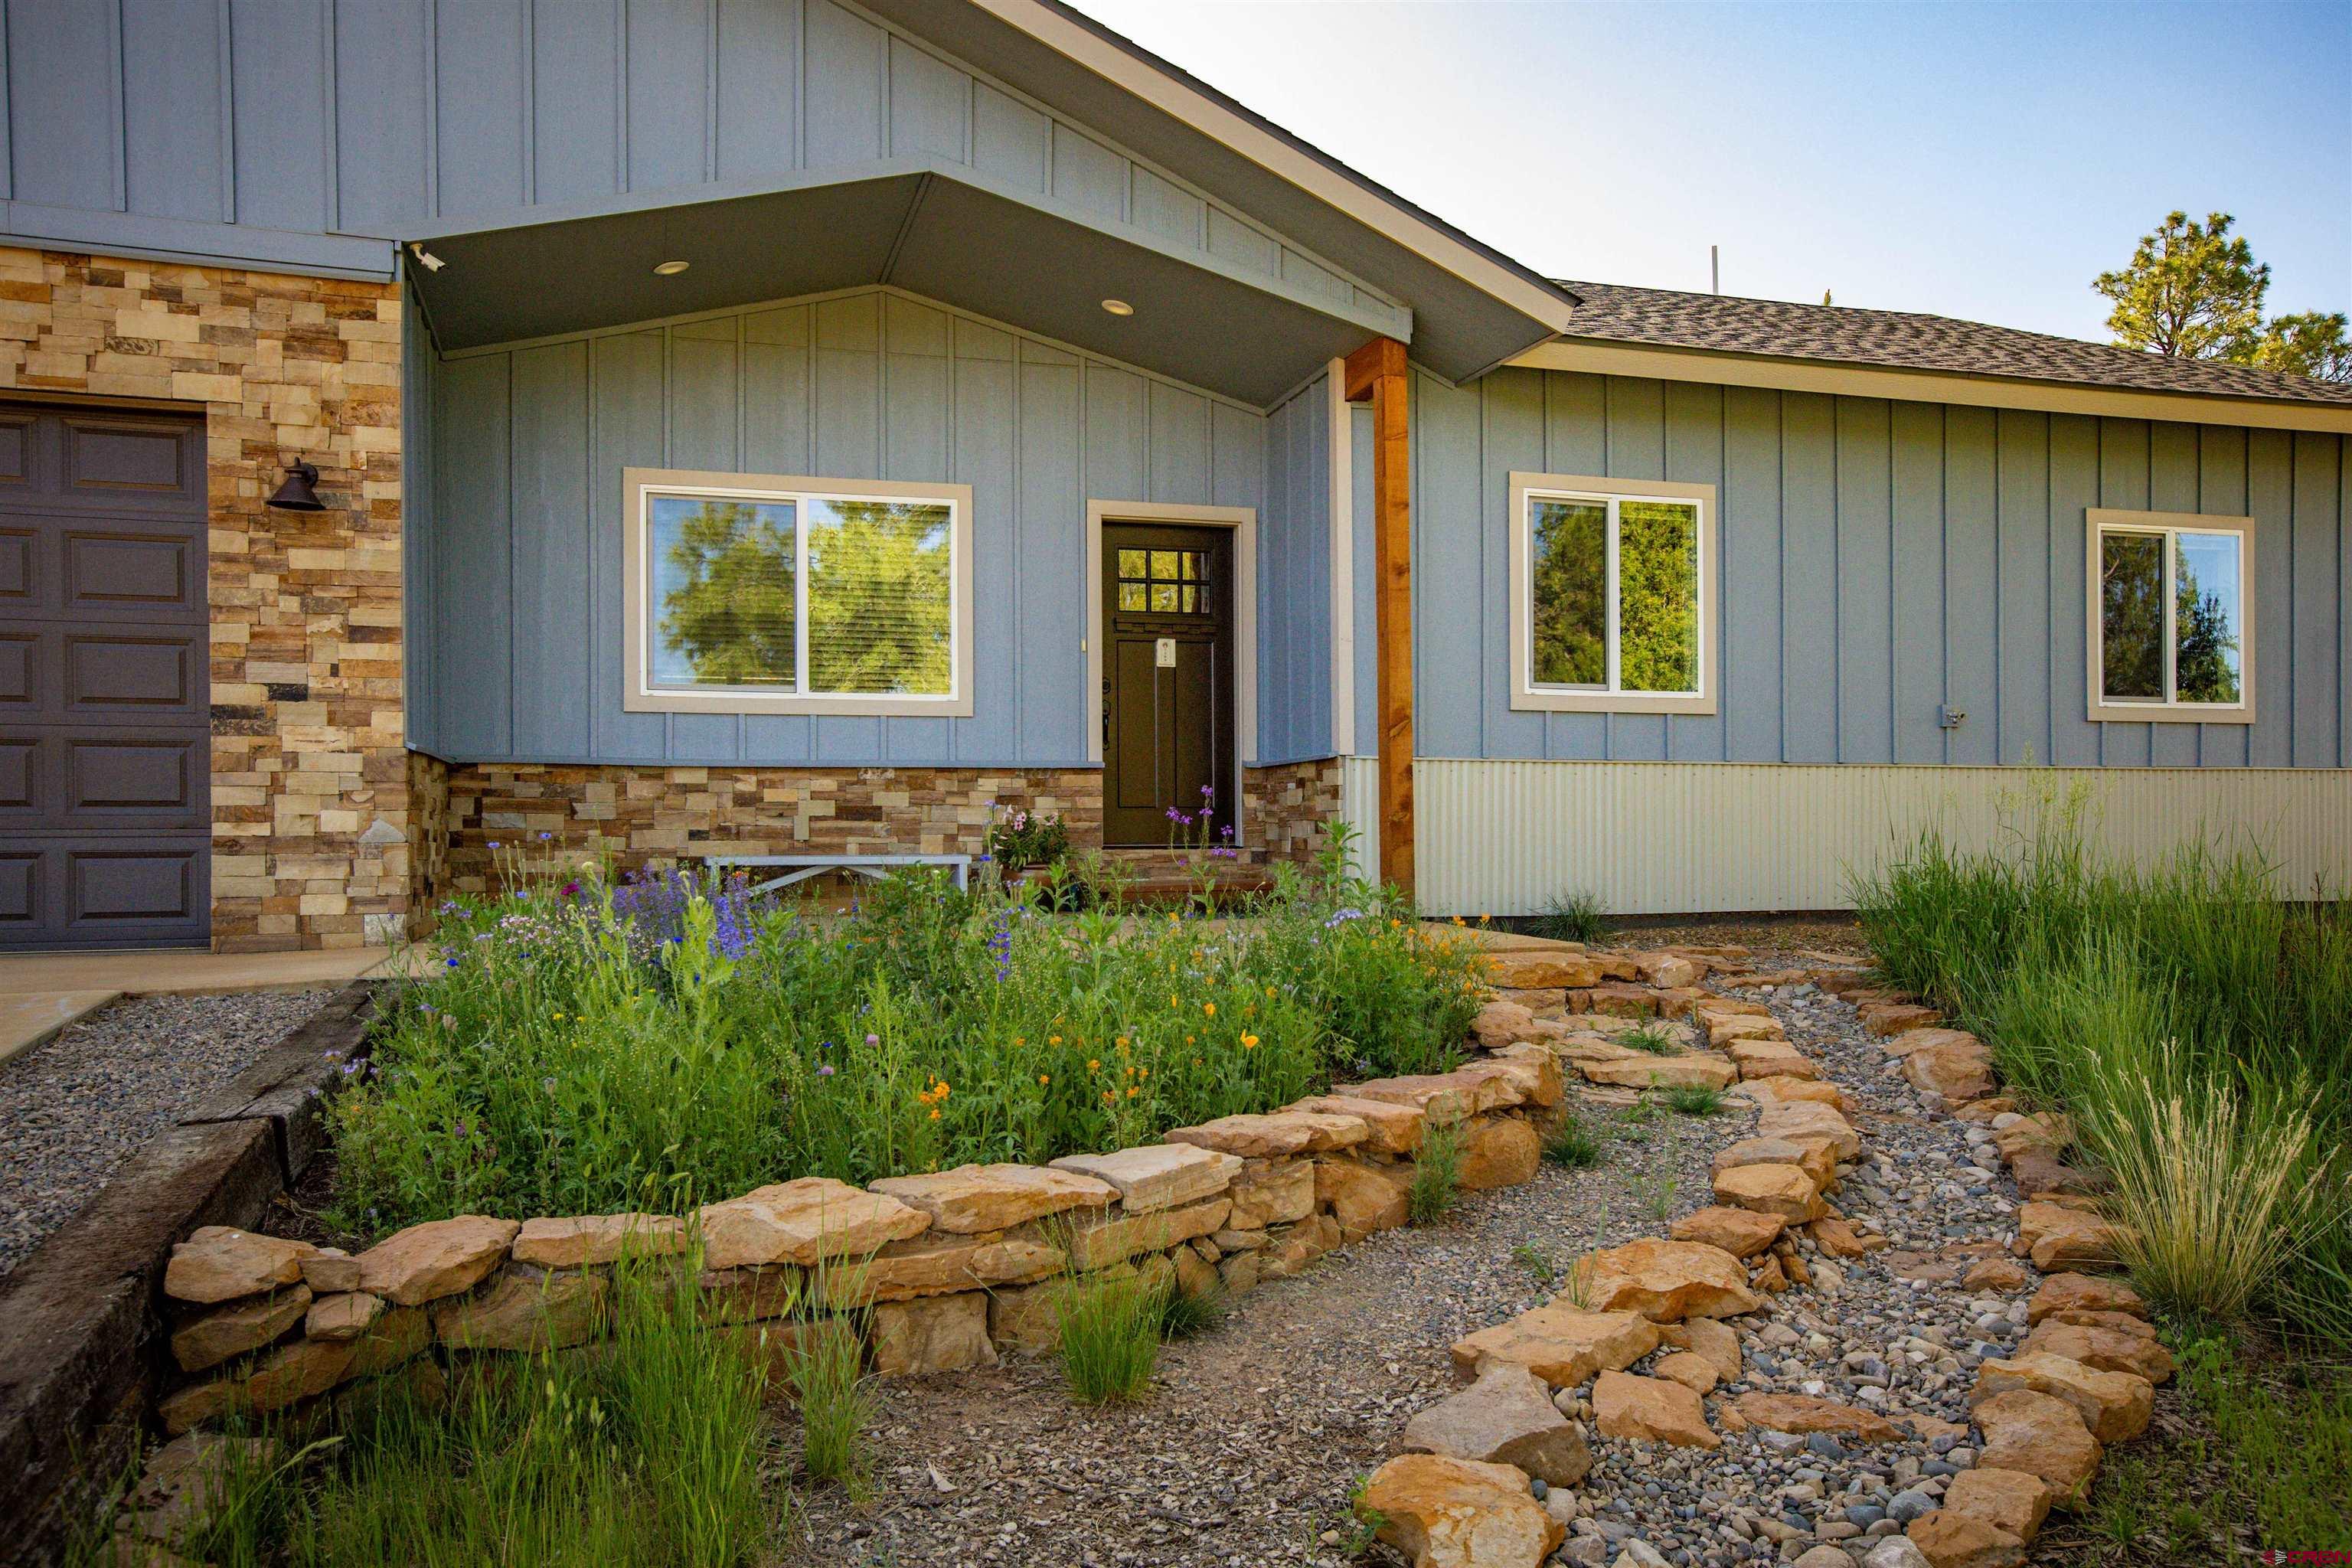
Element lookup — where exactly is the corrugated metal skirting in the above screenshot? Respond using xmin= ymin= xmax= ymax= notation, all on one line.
xmin=1340 ymin=757 xmax=2352 ymax=915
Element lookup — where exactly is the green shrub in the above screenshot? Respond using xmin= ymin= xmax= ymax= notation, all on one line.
xmin=334 ymin=826 xmax=1476 ymax=1235
xmin=1406 ymin=1117 xmax=1465 ymax=1224
xmin=1619 ymin=1025 xmax=1680 ymax=1056
xmin=1662 ymin=1083 xmax=1725 ymax=1117
xmin=1852 ymin=800 xmax=2352 ymax=1343
xmin=1054 ymin=1269 xmax=1166 ymax=1403
xmin=1156 ymin=1283 xmax=1228 ymax=1340
xmin=1543 ymin=1112 xmax=1605 ymax=1168
xmin=1527 ymin=890 xmax=1608 ymax=944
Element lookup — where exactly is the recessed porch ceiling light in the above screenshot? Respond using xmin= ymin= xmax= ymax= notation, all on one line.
xmin=1100 ymin=298 xmax=1135 ymax=317
xmin=653 ymin=260 xmax=691 ymax=276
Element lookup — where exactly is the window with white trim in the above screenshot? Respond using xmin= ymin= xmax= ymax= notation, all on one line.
xmin=1508 ymin=472 xmax=1717 ymax=714
xmin=622 ymin=469 xmax=974 ymax=716
xmin=2088 ymin=508 xmax=2251 ymax=723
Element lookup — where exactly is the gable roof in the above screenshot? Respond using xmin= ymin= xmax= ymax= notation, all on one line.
xmin=1550 ymin=279 xmax=2352 ymax=408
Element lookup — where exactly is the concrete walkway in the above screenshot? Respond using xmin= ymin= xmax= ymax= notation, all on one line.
xmin=0 ymin=947 xmax=402 ymax=1067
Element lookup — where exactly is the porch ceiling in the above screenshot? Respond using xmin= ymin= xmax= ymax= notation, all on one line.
xmin=406 ymin=165 xmax=1395 ymax=407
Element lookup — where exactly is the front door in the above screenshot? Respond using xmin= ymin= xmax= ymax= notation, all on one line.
xmin=1102 ymin=523 xmax=1236 ymax=847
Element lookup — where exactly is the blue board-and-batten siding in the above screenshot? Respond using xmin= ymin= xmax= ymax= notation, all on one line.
xmin=1256 ymin=374 xmax=1334 ymax=766
xmin=420 ymin=286 xmax=1292 ymax=770
xmin=1361 ymin=366 xmax=2350 ymax=770
xmin=0 ymin=0 xmax=1394 ymax=329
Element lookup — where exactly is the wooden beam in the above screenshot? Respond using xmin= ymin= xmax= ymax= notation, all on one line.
xmin=1342 ymin=336 xmax=1414 ymax=900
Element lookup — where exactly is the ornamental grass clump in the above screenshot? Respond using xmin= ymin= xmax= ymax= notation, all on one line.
xmin=1053 ymin=1267 xmax=1167 ymax=1403
xmin=333 ymin=827 xmax=1481 ymax=1236
xmin=1406 ymin=1116 xmax=1465 ymax=1224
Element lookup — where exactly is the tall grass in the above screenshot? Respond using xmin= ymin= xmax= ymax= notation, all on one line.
xmin=1406 ymin=1117 xmax=1465 ymax=1224
xmin=1053 ymin=1267 xmax=1166 ymax=1403
xmin=1851 ymin=802 xmax=2352 ymax=1341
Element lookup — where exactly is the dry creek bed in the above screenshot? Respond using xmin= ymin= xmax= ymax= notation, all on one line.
xmin=780 ymin=941 xmax=2068 ymax=1568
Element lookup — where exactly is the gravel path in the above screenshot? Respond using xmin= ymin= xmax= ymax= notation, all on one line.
xmin=0 ymin=989 xmax=328 ymax=1279
xmin=779 ymin=943 xmax=2044 ymax=1568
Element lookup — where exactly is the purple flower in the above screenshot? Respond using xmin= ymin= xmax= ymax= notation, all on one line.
xmin=817 ymin=1063 xmax=835 ymax=1076
xmin=865 ymin=1033 xmax=880 ymax=1047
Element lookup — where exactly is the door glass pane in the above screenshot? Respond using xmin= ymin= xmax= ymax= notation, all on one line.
xmin=1119 ymin=582 xmax=1147 ymax=612
xmin=1529 ymin=498 xmax=1606 ymax=686
xmin=1618 ymin=500 xmax=1700 ymax=694
xmin=2100 ymin=531 xmax=2164 ymax=701
xmin=1151 ymin=583 xmax=1179 ymax=612
xmin=648 ymin=495 xmax=797 ymax=688
xmin=805 ymin=497 xmax=954 ymax=695
xmin=1181 ymin=585 xmax=1197 ymax=613
xmin=1150 ymin=550 xmax=1179 ymax=580
xmin=2174 ymin=531 xmax=2243 ymax=704
xmin=1118 ymin=547 xmax=1147 ymax=578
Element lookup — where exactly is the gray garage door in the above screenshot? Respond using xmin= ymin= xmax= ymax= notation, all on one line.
xmin=0 ymin=405 xmax=210 ymax=950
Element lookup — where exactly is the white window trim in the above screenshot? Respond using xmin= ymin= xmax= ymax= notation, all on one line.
xmin=1508 ymin=471 xmax=1718 ymax=715
xmin=2085 ymin=508 xmax=2255 ymax=726
xmin=621 ymin=466 xmax=975 ymax=717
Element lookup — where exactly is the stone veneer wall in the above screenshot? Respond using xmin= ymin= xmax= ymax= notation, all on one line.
xmin=0 ymin=247 xmax=408 ymax=951
xmin=426 ymin=759 xmax=1345 ymax=900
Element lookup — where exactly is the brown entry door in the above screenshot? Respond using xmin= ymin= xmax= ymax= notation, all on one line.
xmin=0 ymin=406 xmax=211 ymax=950
xmin=1102 ymin=523 xmax=1236 ymax=847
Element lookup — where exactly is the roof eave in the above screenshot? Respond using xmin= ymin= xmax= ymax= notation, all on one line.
xmin=1511 ymin=337 xmax=2352 ymax=435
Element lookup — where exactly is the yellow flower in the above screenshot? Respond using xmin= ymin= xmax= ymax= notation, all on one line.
xmin=1126 ymin=1086 xmax=1139 ymax=1099
xmin=1102 ymin=1089 xmax=1116 ymax=1104
xmin=1087 ymin=1059 xmax=1101 ymax=1073
xmin=1203 ymin=1001 xmax=1217 ymax=1017
xmin=1138 ymin=1067 xmax=1150 ymax=1080
xmin=1038 ymin=1074 xmax=1051 ymax=1086
xmin=1241 ymin=1033 xmax=1259 ymax=1049
xmin=1186 ymin=1034 xmax=1196 ymax=1045
xmin=1266 ymin=986 xmax=1276 ymax=998
xmin=1116 ymin=1036 xmax=1130 ymax=1048
xmin=1049 ymin=1034 xmax=1063 ymax=1045
xmin=929 ymin=1108 xmax=941 ymax=1121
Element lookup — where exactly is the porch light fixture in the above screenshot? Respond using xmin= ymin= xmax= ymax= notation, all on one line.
xmin=266 ymin=462 xmax=325 ymax=512
xmin=1100 ymin=298 xmax=1134 ymax=316
xmin=653 ymin=260 xmax=691 ymax=276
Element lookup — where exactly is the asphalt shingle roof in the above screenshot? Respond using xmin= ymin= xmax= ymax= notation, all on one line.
xmin=1552 ymin=279 xmax=2352 ymax=407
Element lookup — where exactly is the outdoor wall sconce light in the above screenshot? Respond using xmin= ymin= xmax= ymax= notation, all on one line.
xmin=266 ymin=462 xmax=325 ymax=511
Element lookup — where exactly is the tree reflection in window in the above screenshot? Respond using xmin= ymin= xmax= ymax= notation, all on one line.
xmin=652 ymin=497 xmax=797 ymax=688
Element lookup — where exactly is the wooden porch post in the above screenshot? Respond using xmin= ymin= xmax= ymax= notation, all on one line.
xmin=1343 ymin=337 xmax=1413 ymax=900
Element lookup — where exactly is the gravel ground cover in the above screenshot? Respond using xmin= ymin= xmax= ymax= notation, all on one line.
xmin=0 ymin=989 xmax=328 ymax=1279
xmin=782 ymin=936 xmax=2053 ymax=1568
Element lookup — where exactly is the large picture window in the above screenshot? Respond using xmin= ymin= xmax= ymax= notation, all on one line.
xmin=2086 ymin=508 xmax=2252 ymax=724
xmin=623 ymin=469 xmax=974 ymax=716
xmin=1508 ymin=472 xmax=1717 ymax=714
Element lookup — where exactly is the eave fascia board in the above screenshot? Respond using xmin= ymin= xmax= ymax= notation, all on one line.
xmin=975 ymin=0 xmax=1579 ymax=335
xmin=1511 ymin=338 xmax=2352 ymax=436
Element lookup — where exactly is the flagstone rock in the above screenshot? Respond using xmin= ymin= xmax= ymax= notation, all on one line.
xmin=713 ymin=1317 xmax=858 ymax=1390
xmin=344 ymin=1305 xmax=432 ymax=1380
xmin=1578 ymin=1240 xmax=1759 ymax=1321
xmin=1165 ymin=1109 xmax=1371 ymax=1158
xmin=1668 ymin=1205 xmax=1785 ymax=1259
xmin=1576 ymin=1052 xmax=1740 ymax=1091
xmin=1758 ymin=1100 xmax=1861 ymax=1160
xmin=511 ymin=1212 xmax=687 ymax=1267
xmin=1941 ymin=1468 xmax=2052 ymax=1543
xmin=1485 ymin=952 xmax=1606 ymax=990
xmin=1069 ymin=1197 xmax=1233 ymax=1269
xmin=872 ymin=1290 xmax=995 ymax=1377
xmin=1860 ymin=1001 xmax=1941 ymax=1037
xmin=1402 ymin=1364 xmax=1594 ymax=1487
xmin=1736 ymin=1076 xmax=1850 ymax=1109
xmin=1342 ymin=1068 xmax=1517 ymax=1122
xmin=817 ymin=1231 xmax=1067 ymax=1305
xmin=1452 ymin=1305 xmax=1661 ymax=1387
xmin=1971 ymin=1390 xmax=2103 ymax=1502
xmin=1701 ymin=1013 xmax=1787 ymax=1048
xmin=1808 ymin=1217 xmax=1878 ymax=1257
xmin=170 ymin=1285 xmax=312 ymax=1373
xmin=305 ymin=1291 xmax=385 ymax=1342
xmin=697 ymin=1266 xmax=805 ymax=1325
xmin=1631 ymin=952 xmax=1703 ymax=989
xmin=1579 ymin=983 xmax=1661 ymax=1018
xmin=1358 ymin=1453 xmax=1566 ymax=1568
xmin=1731 ymin=1393 xmax=1900 ymax=1442
xmin=1472 ymin=999 xmax=1540 ymax=1047
xmin=2008 ymin=1153 xmax=2105 ymax=1198
xmin=1903 ymin=1040 xmax=1998 ymax=1102
xmin=2015 ymin=1202 xmax=2127 ymax=1271
xmin=1960 ymin=1257 xmax=2029 ymax=1293
xmin=1975 ymin=1353 xmax=2153 ymax=1442
xmin=1485 ymin=1043 xmax=1567 ymax=1106
xmin=696 ymin=1179 xmax=929 ymax=1270
xmin=357 ymin=1217 xmax=521 ymax=1306
xmin=1289 ymin=1094 xmax=1426 ymax=1154
xmin=1592 ymin=1370 xmax=1719 ymax=1449
xmin=1694 ymin=997 xmax=1774 ymax=1021
xmin=433 ymin=1266 xmax=609 ymax=1351
xmin=1316 ymin=1158 xmax=1410 ymax=1241
xmin=869 ymin=1163 xmax=1118 ymax=1233
xmin=1049 ymin=1144 xmax=1243 ymax=1214
xmin=1217 ymin=1249 xmax=1261 ymax=1296
xmin=299 ymin=1248 xmax=361 ymax=1295
xmin=2027 ymin=1272 xmax=2146 ymax=1323
xmin=2018 ymin=1321 xmax=2174 ymax=1383
xmin=1226 ymin=1156 xmax=1315 ymax=1228
xmin=1715 ymin=1136 xmax=1839 ymax=1189
xmin=1877 ymin=1026 xmax=1978 ymax=1060
xmin=1172 ymin=1245 xmax=1218 ymax=1299
xmin=1710 ymin=1163 xmax=1824 ymax=1221
xmin=1904 ymin=1511 xmax=2025 ymax=1568
xmin=158 ymin=1336 xmax=355 ymax=1435
xmin=1651 ymin=1351 xmax=1719 ymax=1396
xmin=1459 ymin=1116 xmax=1544 ymax=1190
xmin=1658 ymin=1317 xmax=1743 ymax=1383
xmin=164 ymin=1227 xmax=316 ymax=1305
xmin=1729 ymin=1041 xmax=1821 ymax=1080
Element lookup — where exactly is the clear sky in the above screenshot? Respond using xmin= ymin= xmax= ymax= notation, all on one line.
xmin=1068 ymin=0 xmax=2352 ymax=344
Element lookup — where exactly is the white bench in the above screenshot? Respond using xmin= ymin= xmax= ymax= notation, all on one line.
xmin=701 ymin=852 xmax=973 ymax=896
